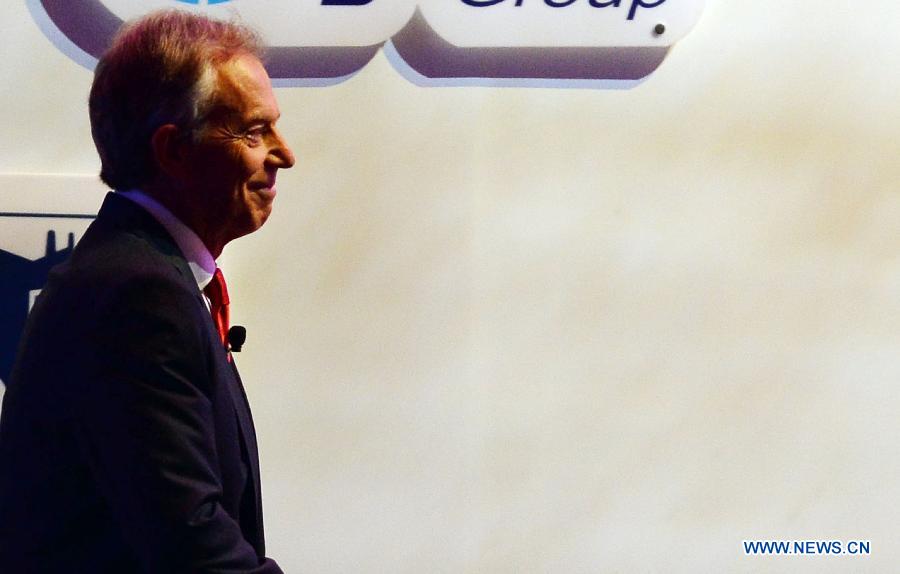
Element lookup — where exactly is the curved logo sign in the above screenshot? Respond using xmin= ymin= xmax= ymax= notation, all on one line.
xmin=28 ymin=0 xmax=706 ymax=88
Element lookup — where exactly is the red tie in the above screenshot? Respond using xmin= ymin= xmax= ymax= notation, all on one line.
xmin=204 ymin=267 xmax=230 ymax=348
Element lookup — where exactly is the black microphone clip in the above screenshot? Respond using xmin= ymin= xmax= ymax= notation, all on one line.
xmin=227 ymin=325 xmax=247 ymax=352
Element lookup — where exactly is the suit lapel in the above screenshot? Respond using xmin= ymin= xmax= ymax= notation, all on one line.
xmin=227 ymin=360 xmax=265 ymax=551
xmin=195 ymin=270 xmax=265 ymax=552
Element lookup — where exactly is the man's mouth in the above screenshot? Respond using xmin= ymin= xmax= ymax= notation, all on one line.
xmin=250 ymin=180 xmax=277 ymax=198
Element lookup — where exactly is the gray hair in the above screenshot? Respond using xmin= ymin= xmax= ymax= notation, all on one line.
xmin=88 ymin=10 xmax=263 ymax=190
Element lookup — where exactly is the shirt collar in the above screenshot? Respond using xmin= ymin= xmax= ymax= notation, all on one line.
xmin=118 ymin=189 xmax=217 ymax=291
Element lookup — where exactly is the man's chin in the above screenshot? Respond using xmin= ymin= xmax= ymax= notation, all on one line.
xmin=249 ymin=206 xmax=273 ymax=233
xmin=226 ymin=209 xmax=272 ymax=245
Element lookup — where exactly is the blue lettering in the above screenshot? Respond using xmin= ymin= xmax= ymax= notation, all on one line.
xmin=745 ymin=540 xmax=863 ymax=555
xmin=628 ymin=0 xmax=667 ymax=20
xmin=321 ymin=0 xmax=374 ymax=5
xmin=793 ymin=540 xmax=842 ymax=554
xmin=460 ymin=0 xmax=668 ymax=19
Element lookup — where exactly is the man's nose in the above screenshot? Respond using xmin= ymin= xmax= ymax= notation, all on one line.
xmin=267 ymin=127 xmax=295 ymax=169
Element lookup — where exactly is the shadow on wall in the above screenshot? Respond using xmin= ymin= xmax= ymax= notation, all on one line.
xmin=0 ymin=231 xmax=75 ymax=385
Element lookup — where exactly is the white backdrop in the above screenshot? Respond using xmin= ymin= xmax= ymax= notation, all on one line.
xmin=2 ymin=1 xmax=900 ymax=572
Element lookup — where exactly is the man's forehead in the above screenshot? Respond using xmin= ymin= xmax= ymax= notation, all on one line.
xmin=209 ymin=55 xmax=280 ymax=123
xmin=218 ymin=54 xmax=270 ymax=89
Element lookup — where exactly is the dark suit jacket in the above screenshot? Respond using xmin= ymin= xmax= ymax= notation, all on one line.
xmin=0 ymin=193 xmax=282 ymax=573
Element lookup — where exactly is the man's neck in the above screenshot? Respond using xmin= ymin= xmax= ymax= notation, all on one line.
xmin=118 ymin=189 xmax=218 ymax=290
xmin=137 ymin=185 xmax=226 ymax=258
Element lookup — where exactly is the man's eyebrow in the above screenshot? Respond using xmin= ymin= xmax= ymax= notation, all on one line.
xmin=201 ymin=103 xmax=240 ymax=124
xmin=245 ymin=111 xmax=281 ymax=124
xmin=204 ymin=105 xmax=280 ymax=129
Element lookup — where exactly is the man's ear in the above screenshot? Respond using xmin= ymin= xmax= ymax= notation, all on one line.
xmin=150 ymin=124 xmax=191 ymax=180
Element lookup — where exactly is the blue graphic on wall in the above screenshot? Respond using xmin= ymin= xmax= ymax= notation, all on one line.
xmin=0 ymin=231 xmax=76 ymax=386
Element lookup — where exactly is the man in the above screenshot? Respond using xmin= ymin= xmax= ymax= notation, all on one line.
xmin=0 ymin=10 xmax=294 ymax=573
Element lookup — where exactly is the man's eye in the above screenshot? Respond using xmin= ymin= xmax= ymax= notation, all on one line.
xmin=243 ymin=128 xmax=266 ymax=145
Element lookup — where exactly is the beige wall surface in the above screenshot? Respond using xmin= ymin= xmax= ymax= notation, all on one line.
xmin=2 ymin=1 xmax=900 ymax=572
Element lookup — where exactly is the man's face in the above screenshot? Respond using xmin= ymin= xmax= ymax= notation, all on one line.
xmin=182 ymin=53 xmax=295 ymax=255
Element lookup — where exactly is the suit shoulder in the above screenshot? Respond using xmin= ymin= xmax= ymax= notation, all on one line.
xmin=45 ymin=219 xmax=195 ymax=301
